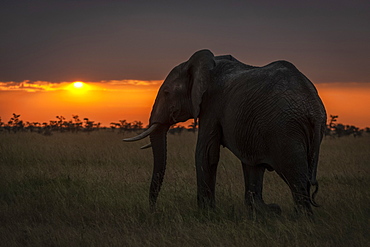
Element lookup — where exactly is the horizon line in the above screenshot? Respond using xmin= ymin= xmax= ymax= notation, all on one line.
xmin=1 ymin=113 xmax=369 ymax=129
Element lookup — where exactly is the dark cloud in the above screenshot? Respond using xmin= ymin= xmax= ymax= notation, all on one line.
xmin=1 ymin=0 xmax=369 ymax=82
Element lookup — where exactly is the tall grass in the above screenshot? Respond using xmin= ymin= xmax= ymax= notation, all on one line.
xmin=0 ymin=131 xmax=369 ymax=246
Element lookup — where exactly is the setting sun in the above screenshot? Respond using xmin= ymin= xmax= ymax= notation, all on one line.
xmin=65 ymin=81 xmax=92 ymax=93
xmin=73 ymin=81 xmax=84 ymax=88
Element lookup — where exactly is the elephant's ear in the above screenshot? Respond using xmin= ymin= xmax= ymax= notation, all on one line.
xmin=187 ymin=49 xmax=216 ymax=119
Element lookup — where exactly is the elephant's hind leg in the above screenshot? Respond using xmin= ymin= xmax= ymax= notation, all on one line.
xmin=276 ymin=161 xmax=313 ymax=216
xmin=242 ymin=163 xmax=281 ymax=216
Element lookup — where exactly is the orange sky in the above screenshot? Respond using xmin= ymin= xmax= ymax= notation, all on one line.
xmin=315 ymin=83 xmax=370 ymax=128
xmin=0 ymin=80 xmax=160 ymax=127
xmin=0 ymin=81 xmax=369 ymax=128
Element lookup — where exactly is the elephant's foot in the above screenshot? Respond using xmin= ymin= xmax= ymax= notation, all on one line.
xmin=292 ymin=194 xmax=314 ymax=218
xmin=293 ymin=204 xmax=314 ymax=218
xmin=197 ymin=195 xmax=216 ymax=210
xmin=265 ymin=203 xmax=282 ymax=215
xmin=246 ymin=191 xmax=281 ymax=218
xmin=247 ymin=201 xmax=282 ymax=219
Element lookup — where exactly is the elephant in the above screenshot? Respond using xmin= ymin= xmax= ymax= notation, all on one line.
xmin=124 ymin=49 xmax=326 ymax=216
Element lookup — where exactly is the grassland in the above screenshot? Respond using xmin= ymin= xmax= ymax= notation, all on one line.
xmin=0 ymin=131 xmax=369 ymax=246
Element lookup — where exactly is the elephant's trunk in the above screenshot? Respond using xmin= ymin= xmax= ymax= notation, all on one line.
xmin=149 ymin=124 xmax=170 ymax=211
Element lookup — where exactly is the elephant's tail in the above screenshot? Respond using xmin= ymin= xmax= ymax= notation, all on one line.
xmin=308 ymin=123 xmax=324 ymax=208
xmin=310 ymin=180 xmax=320 ymax=207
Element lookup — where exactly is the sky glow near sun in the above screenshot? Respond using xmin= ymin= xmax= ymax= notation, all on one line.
xmin=0 ymin=80 xmax=161 ymax=92
xmin=0 ymin=80 xmax=369 ymax=128
xmin=73 ymin=81 xmax=84 ymax=88
xmin=0 ymin=80 xmax=162 ymax=126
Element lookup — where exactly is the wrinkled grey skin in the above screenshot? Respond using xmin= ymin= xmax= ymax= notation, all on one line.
xmin=126 ymin=49 xmax=326 ymax=216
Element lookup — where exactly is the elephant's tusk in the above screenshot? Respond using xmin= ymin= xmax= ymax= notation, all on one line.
xmin=123 ymin=124 xmax=159 ymax=142
xmin=140 ymin=143 xmax=152 ymax=149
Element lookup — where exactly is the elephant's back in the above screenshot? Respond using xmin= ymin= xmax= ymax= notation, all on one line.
xmin=220 ymin=62 xmax=326 ymax=164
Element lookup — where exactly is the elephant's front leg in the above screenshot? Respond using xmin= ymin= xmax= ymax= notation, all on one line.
xmin=195 ymin=128 xmax=221 ymax=209
xmin=242 ymin=163 xmax=281 ymax=216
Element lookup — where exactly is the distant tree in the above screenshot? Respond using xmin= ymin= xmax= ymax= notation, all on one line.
xmin=328 ymin=115 xmax=338 ymax=128
xmin=72 ymin=115 xmax=83 ymax=132
xmin=169 ymin=124 xmax=185 ymax=135
xmin=331 ymin=122 xmax=364 ymax=138
xmin=83 ymin=118 xmax=94 ymax=132
xmin=29 ymin=122 xmax=43 ymax=134
xmin=56 ymin=116 xmax=65 ymax=127
xmin=49 ymin=120 xmax=58 ymax=131
xmin=42 ymin=122 xmax=52 ymax=135
xmin=131 ymin=121 xmax=143 ymax=131
xmin=333 ymin=123 xmax=345 ymax=137
xmin=94 ymin=122 xmax=101 ymax=130
xmin=119 ymin=120 xmax=130 ymax=131
xmin=121 ymin=120 xmax=132 ymax=130
xmin=26 ymin=122 xmax=35 ymax=132
xmin=188 ymin=119 xmax=198 ymax=132
xmin=353 ymin=127 xmax=363 ymax=137
xmin=110 ymin=122 xmax=118 ymax=131
xmin=8 ymin=113 xmax=24 ymax=133
xmin=325 ymin=115 xmax=338 ymax=137
xmin=0 ymin=117 xmax=4 ymax=132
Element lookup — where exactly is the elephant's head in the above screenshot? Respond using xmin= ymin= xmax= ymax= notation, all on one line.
xmin=124 ymin=49 xmax=216 ymax=209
